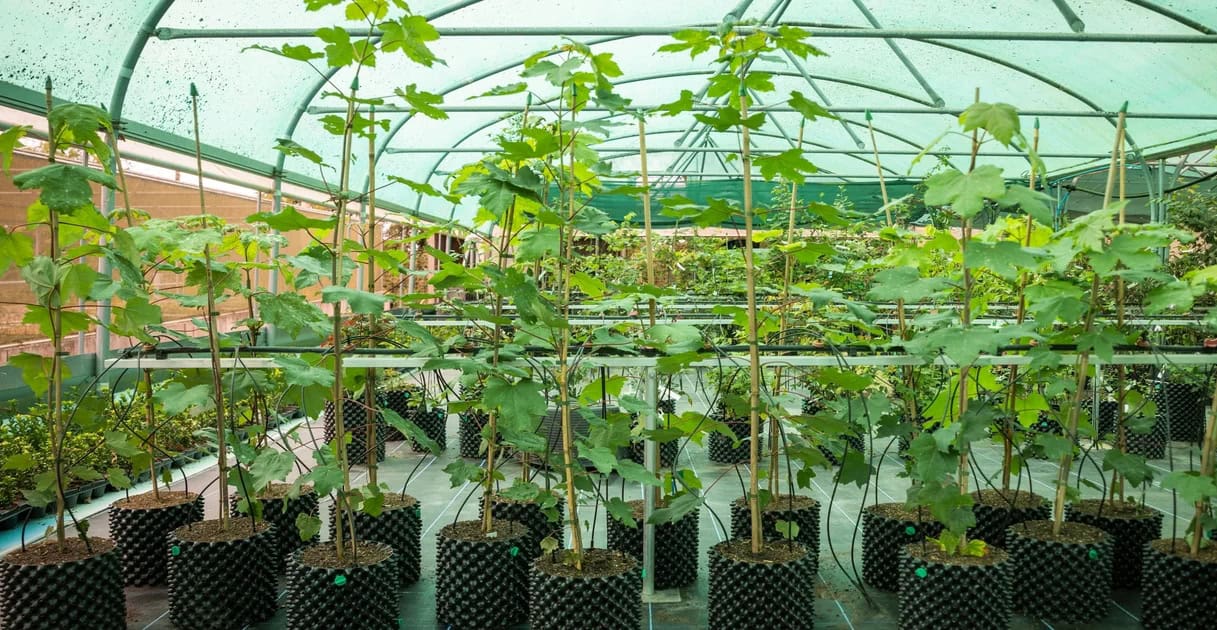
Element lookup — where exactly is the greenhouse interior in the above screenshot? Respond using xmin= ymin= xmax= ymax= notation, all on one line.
xmin=3 ymin=1 xmax=1217 ymax=629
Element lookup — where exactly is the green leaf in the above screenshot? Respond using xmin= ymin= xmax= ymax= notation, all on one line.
xmin=154 ymin=381 xmax=214 ymax=416
xmin=516 ymin=227 xmax=560 ymax=262
xmin=966 ymin=240 xmax=1039 ymax=281
xmin=923 ymin=166 xmax=1006 ymax=219
xmin=655 ymin=89 xmax=695 ymax=116
xmin=867 ymin=267 xmax=950 ymax=303
xmin=106 ymin=467 xmax=132 ymax=490
xmin=13 ymin=163 xmax=117 ymax=213
xmin=644 ymin=324 xmax=702 ymax=354
xmin=320 ymin=285 xmax=386 ymax=314
xmin=789 ymin=91 xmax=832 ymax=121
xmin=245 ymin=42 xmax=323 ymax=61
xmin=754 ymin=148 xmax=818 ymax=184
xmin=10 ymin=352 xmax=56 ymax=397
xmin=386 ymin=175 xmax=460 ymax=204
xmin=1102 ymin=449 xmax=1154 ymax=488
xmin=0 ymin=125 xmax=29 ymax=174
xmin=443 ymin=459 xmax=486 ymax=487
xmin=606 ymin=497 xmax=636 ymax=528
xmin=615 ymin=460 xmax=662 ymax=487
xmin=0 ymin=227 xmax=35 ymax=274
xmin=995 ymin=185 xmax=1054 ymax=226
xmin=295 ymin=513 xmax=322 ymax=541
xmin=572 ymin=206 xmax=618 ymax=236
xmin=257 ymin=292 xmax=330 ymax=339
xmin=3 ymin=453 xmax=36 ymax=471
xmin=649 ymin=492 xmax=702 ymax=524
xmin=273 ymin=356 xmax=335 ymax=388
xmin=577 ymin=443 xmax=617 ymax=474
xmin=274 ymin=139 xmax=325 ymax=166
xmin=111 ymin=296 xmax=161 ymax=341
xmin=1143 ymin=280 xmax=1195 ymax=315
xmin=774 ymin=519 xmax=801 ymax=541
xmin=483 ymin=377 xmax=546 ymax=423
xmin=1162 ymin=470 xmax=1217 ymax=505
xmin=380 ymin=14 xmax=442 ymax=67
xmin=959 ymin=102 xmax=1020 ymax=146
xmin=248 ymin=450 xmax=294 ymax=489
xmin=471 ymin=82 xmax=527 ymax=99
xmin=315 ymin=26 xmax=354 ymax=67
xmin=247 ymin=206 xmax=336 ymax=231
xmin=395 ymin=83 xmax=447 ymax=120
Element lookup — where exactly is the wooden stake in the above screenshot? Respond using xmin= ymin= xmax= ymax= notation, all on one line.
xmin=769 ymin=121 xmax=804 ymax=496
xmin=739 ymin=82 xmax=764 ymax=555
xmin=639 ymin=117 xmax=656 ymax=328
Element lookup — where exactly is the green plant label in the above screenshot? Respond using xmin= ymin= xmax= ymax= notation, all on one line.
xmin=334 ymin=574 xmax=347 ymax=586
xmin=509 ymin=546 xmax=519 ymax=557
xmin=641 ymin=568 xmax=647 ymax=578
xmin=1087 ymin=549 xmax=1098 ymax=560
xmin=170 ymin=545 xmax=181 ymax=557
xmin=914 ymin=566 xmax=927 ymax=579
xmin=905 ymin=526 xmax=916 ymax=536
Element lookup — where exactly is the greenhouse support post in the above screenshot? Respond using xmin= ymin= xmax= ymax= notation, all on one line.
xmin=266 ymin=175 xmax=283 ymax=345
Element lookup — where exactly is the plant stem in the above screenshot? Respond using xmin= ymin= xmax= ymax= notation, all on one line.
xmin=365 ymin=109 xmax=378 ymax=487
xmin=330 ymin=94 xmax=358 ymax=563
xmin=145 ymin=369 xmax=159 ymax=500
xmin=557 ymin=88 xmax=584 ymax=568
xmin=1003 ymin=123 xmax=1039 ymax=492
xmin=1053 ymin=273 xmax=1102 ymax=536
xmin=739 ymin=85 xmax=763 ymax=555
xmin=770 ymin=124 xmax=804 ymax=497
xmin=1111 ymin=126 xmax=1129 ymax=502
xmin=1193 ymin=378 xmax=1217 ymax=556
xmin=43 ymin=81 xmax=67 ymax=545
xmin=190 ymin=86 xmax=230 ymax=530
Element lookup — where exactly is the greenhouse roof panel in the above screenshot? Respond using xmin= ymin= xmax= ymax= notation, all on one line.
xmin=1 ymin=0 xmax=1215 ymax=227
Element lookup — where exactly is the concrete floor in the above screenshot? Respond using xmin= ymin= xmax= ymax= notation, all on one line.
xmin=4 ymin=393 xmax=1200 ymax=629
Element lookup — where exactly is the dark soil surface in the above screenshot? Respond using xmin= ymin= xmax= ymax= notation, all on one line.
xmin=716 ymin=538 xmax=809 ymax=564
xmin=1149 ymin=538 xmax=1217 ymax=563
xmin=258 ymin=483 xmax=312 ymax=500
xmin=3 ymin=537 xmax=115 ymax=566
xmin=905 ymin=542 xmax=1009 ymax=567
xmin=757 ymin=493 xmax=817 ymax=512
xmin=382 ymin=494 xmax=418 ymax=510
xmin=1013 ymin=520 xmax=1107 ymax=544
xmin=174 ymin=518 xmax=268 ymax=543
xmin=974 ymin=489 xmax=1045 ymax=509
xmin=1070 ymin=498 xmax=1157 ymax=520
xmin=299 ymin=541 xmax=393 ymax=569
xmin=535 ymin=548 xmax=636 ymax=578
xmin=870 ymin=502 xmax=936 ymax=522
xmin=441 ymin=519 xmax=527 ymax=542
xmin=115 ymin=491 xmax=197 ymax=510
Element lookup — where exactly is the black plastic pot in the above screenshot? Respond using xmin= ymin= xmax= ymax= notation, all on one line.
xmin=458 ymin=411 xmax=490 ymax=458
xmin=481 ymin=497 xmax=564 ymax=559
xmin=436 ymin=520 xmax=529 ymax=629
xmin=0 ymin=537 xmax=125 ymax=629
xmin=862 ymin=502 xmax=943 ymax=591
xmin=284 ymin=541 xmax=400 ymax=630
xmin=606 ymin=499 xmax=698 ymax=589
xmin=898 ymin=543 xmax=1012 ymax=629
xmin=1065 ymin=499 xmax=1162 ymax=588
xmin=380 ymin=385 xmax=423 ymax=442
xmin=1126 ymin=413 xmax=1168 ymax=459
xmin=166 ymin=518 xmax=278 ymax=630
xmin=1155 ymin=380 xmax=1207 ymax=443
xmin=109 ymin=491 xmax=204 ymax=585
xmin=1096 ymin=400 xmax=1120 ymax=437
xmin=1006 ymin=520 xmax=1112 ymax=623
xmin=529 ymin=548 xmax=641 ymax=630
xmin=230 ymin=484 xmax=320 ymax=575
xmin=1141 ymin=538 xmax=1217 ymax=630
xmin=969 ymin=489 xmax=1049 ymax=547
xmin=707 ymin=539 xmax=816 ymax=630
xmin=730 ymin=494 xmax=819 ymax=554
xmin=707 ymin=415 xmax=754 ymax=464
xmin=329 ymin=495 xmax=421 ymax=585
xmin=322 ymin=398 xmax=386 ymax=464
xmin=411 ymin=406 xmax=448 ymax=453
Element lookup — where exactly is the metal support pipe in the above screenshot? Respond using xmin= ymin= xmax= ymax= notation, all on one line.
xmin=307 ymin=103 xmax=1217 ymax=120
xmin=154 ymin=26 xmax=1217 ymax=43
xmin=1050 ymin=0 xmax=1087 ymax=32
xmin=783 ymin=52 xmax=866 ymax=148
xmin=848 ymin=0 xmax=946 ymax=106
xmin=387 ymin=146 xmax=1111 ymax=158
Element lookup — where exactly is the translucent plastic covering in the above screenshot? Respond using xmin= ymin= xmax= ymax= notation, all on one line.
xmin=2 ymin=0 xmax=1215 ymax=226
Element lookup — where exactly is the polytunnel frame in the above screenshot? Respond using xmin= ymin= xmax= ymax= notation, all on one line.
xmin=17 ymin=0 xmax=1213 ymax=367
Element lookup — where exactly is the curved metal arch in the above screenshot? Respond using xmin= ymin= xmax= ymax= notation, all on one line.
xmin=1121 ymin=0 xmax=1215 ymax=35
